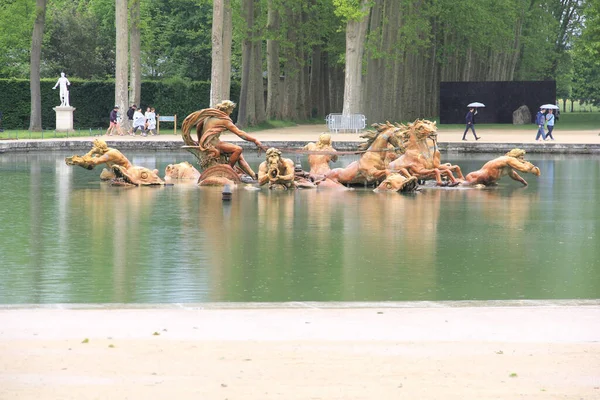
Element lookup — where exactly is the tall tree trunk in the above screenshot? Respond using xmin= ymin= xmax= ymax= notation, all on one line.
xmin=322 ymin=53 xmax=331 ymax=115
xmin=115 ymin=0 xmax=129 ymax=129
xmin=253 ymin=38 xmax=266 ymax=124
xmin=222 ymin=0 xmax=232 ymax=101
xmin=281 ymin=7 xmax=300 ymax=120
xmin=237 ymin=0 xmax=254 ymax=127
xmin=266 ymin=0 xmax=281 ymax=119
xmin=364 ymin=0 xmax=383 ymax=122
xmin=309 ymin=46 xmax=322 ymax=118
xmin=383 ymin=0 xmax=399 ymax=120
xmin=29 ymin=0 xmax=47 ymax=132
xmin=211 ymin=0 xmax=224 ymax=106
xmin=129 ymin=0 xmax=141 ymax=107
xmin=342 ymin=0 xmax=370 ymax=116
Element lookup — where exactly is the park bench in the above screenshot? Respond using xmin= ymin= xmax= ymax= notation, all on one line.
xmin=325 ymin=113 xmax=367 ymax=133
xmin=157 ymin=114 xmax=177 ymax=135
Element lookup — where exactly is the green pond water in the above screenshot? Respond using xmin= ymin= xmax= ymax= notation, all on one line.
xmin=0 ymin=150 xmax=598 ymax=304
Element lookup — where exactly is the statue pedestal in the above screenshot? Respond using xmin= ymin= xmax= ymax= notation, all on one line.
xmin=53 ymin=106 xmax=75 ymax=132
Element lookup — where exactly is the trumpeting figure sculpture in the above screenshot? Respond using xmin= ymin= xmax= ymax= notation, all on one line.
xmin=65 ymin=139 xmax=164 ymax=186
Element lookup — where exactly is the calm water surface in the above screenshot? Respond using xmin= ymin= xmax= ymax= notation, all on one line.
xmin=0 ymin=150 xmax=598 ymax=303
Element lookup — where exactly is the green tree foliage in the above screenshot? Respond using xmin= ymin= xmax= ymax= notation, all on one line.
xmin=0 ymin=0 xmax=36 ymax=78
xmin=4 ymin=0 xmax=597 ymax=124
xmin=43 ymin=0 xmax=115 ymax=79
xmin=571 ymin=0 xmax=600 ymax=104
xmin=140 ymin=0 xmax=213 ymax=80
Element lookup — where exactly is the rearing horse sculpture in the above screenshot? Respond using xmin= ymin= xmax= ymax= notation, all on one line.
xmin=326 ymin=122 xmax=408 ymax=185
xmin=389 ymin=119 xmax=464 ymax=186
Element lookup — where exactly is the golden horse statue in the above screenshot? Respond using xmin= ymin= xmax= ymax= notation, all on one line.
xmin=388 ymin=119 xmax=465 ymax=186
xmin=325 ymin=122 xmax=418 ymax=192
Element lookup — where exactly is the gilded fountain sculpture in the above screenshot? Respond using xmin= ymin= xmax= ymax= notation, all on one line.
xmin=64 ymin=107 xmax=540 ymax=193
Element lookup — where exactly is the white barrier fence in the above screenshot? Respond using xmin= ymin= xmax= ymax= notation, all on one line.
xmin=325 ymin=113 xmax=367 ymax=133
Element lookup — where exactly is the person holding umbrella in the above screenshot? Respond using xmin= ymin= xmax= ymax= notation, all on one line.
xmin=545 ymin=109 xmax=555 ymax=140
xmin=462 ymin=104 xmax=482 ymax=140
xmin=540 ymin=104 xmax=558 ymax=141
xmin=535 ymin=107 xmax=547 ymax=142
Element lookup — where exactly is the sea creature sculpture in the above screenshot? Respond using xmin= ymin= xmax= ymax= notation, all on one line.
xmin=112 ymin=165 xmax=165 ymax=186
xmin=463 ymin=148 xmax=541 ymax=187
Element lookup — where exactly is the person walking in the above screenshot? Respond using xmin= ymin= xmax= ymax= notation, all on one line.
xmin=126 ymin=104 xmax=136 ymax=134
xmin=545 ymin=109 xmax=555 ymax=141
xmin=131 ymin=107 xmax=147 ymax=136
xmin=462 ymin=108 xmax=481 ymax=140
xmin=145 ymin=107 xmax=157 ymax=136
xmin=106 ymin=105 xmax=123 ymax=136
xmin=535 ymin=108 xmax=547 ymax=141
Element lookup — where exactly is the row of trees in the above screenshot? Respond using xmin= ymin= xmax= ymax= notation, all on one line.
xmin=1 ymin=0 xmax=598 ymax=130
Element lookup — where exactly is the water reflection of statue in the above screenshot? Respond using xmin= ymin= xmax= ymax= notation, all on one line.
xmin=303 ymin=133 xmax=338 ymax=181
xmin=52 ymin=72 xmax=71 ymax=107
xmin=463 ymin=149 xmax=541 ymax=187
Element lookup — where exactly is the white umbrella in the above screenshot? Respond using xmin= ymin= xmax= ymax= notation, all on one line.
xmin=467 ymin=102 xmax=485 ymax=108
xmin=540 ymin=104 xmax=559 ymax=109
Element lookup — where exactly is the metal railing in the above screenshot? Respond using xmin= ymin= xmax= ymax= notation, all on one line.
xmin=325 ymin=113 xmax=367 ymax=133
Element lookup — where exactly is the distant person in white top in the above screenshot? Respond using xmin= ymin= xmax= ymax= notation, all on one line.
xmin=545 ymin=109 xmax=555 ymax=141
xmin=145 ymin=107 xmax=157 ymax=135
xmin=52 ymin=72 xmax=71 ymax=106
xmin=131 ymin=108 xmax=147 ymax=136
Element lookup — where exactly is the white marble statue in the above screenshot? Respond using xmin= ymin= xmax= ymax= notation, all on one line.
xmin=52 ymin=72 xmax=71 ymax=107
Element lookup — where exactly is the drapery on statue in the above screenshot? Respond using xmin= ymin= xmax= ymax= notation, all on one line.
xmin=388 ymin=119 xmax=464 ymax=186
xmin=463 ymin=148 xmax=541 ymax=186
xmin=302 ymin=133 xmax=338 ymax=181
xmin=52 ymin=72 xmax=71 ymax=107
xmin=65 ymin=139 xmax=164 ymax=186
xmin=181 ymin=100 xmax=264 ymax=180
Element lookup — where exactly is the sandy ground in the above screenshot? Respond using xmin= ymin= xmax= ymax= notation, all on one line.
xmin=2 ymin=127 xmax=599 ymax=399
xmin=1 ymin=303 xmax=599 ymax=400
xmin=5 ymin=123 xmax=600 ymax=145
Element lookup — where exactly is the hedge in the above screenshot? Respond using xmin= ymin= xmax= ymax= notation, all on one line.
xmin=0 ymin=78 xmax=240 ymax=130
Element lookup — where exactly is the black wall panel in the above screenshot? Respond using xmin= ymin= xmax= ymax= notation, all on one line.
xmin=439 ymin=81 xmax=556 ymax=124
